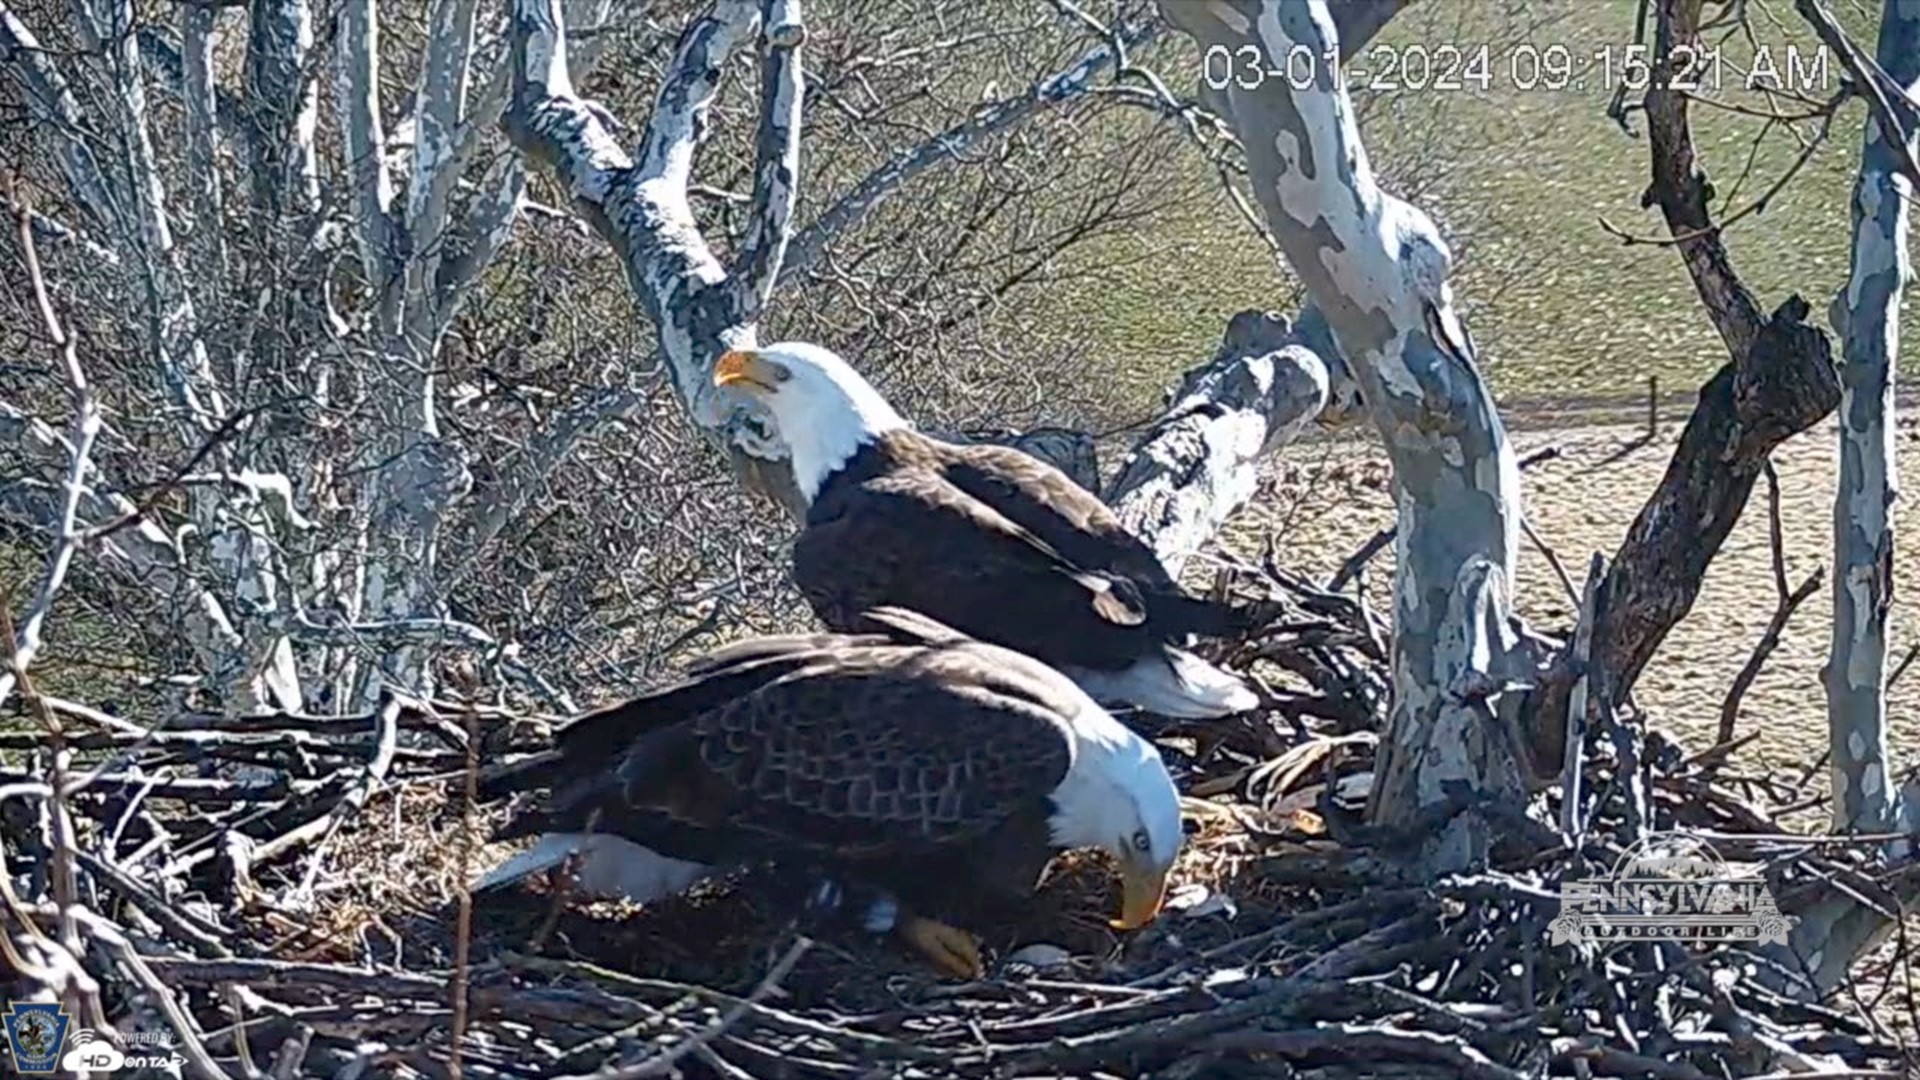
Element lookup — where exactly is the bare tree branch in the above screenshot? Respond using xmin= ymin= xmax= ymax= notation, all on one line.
xmin=404 ymin=0 xmax=482 ymax=309
xmin=0 ymin=5 xmax=121 ymax=236
xmin=181 ymin=0 xmax=228 ymax=284
xmin=1106 ymin=311 xmax=1329 ymax=578
xmin=245 ymin=0 xmax=319 ymax=219
xmin=778 ymin=22 xmax=1149 ymax=289
xmin=335 ymin=0 xmax=397 ymax=289
xmin=0 ymin=208 xmax=101 ymax=712
xmin=1525 ymin=0 xmax=1843 ymax=778
xmin=731 ymin=0 xmax=805 ymax=320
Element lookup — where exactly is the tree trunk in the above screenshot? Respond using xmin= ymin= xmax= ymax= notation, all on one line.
xmin=1520 ymin=0 xmax=1844 ymax=778
xmin=1752 ymin=0 xmax=1920 ymax=1002
xmin=1105 ymin=310 xmax=1330 ymax=579
xmin=1159 ymin=0 xmax=1528 ymax=875
xmin=1822 ymin=0 xmax=1917 ymax=836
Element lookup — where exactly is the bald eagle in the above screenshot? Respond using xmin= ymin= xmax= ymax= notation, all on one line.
xmin=713 ymin=342 xmax=1259 ymax=719
xmin=473 ymin=609 xmax=1183 ymax=978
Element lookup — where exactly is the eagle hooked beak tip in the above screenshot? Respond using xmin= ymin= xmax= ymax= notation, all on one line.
xmin=1108 ymin=863 xmax=1169 ymax=932
xmin=713 ymin=349 xmax=777 ymax=392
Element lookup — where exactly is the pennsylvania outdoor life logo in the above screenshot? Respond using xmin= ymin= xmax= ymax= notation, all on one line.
xmin=1549 ymin=833 xmax=1797 ymax=946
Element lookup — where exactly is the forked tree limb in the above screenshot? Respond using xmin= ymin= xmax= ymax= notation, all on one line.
xmin=1160 ymin=0 xmax=1527 ymax=875
xmin=1522 ymin=0 xmax=1842 ymax=777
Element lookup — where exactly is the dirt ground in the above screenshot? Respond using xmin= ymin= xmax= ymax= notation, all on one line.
xmin=1228 ymin=406 xmax=1920 ymax=826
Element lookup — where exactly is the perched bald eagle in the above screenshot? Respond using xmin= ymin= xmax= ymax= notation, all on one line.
xmin=713 ymin=342 xmax=1259 ymax=719
xmin=473 ymin=609 xmax=1183 ymax=978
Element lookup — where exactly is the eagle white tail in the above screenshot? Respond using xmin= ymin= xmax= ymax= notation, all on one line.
xmin=1063 ymin=647 xmax=1257 ymax=719
xmin=472 ymin=833 xmax=712 ymax=905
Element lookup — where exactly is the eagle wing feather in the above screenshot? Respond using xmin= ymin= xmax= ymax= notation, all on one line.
xmin=795 ymin=476 xmax=1154 ymax=666
xmin=937 ymin=443 xmax=1180 ymax=591
xmin=624 ymin=649 xmax=1075 ymax=861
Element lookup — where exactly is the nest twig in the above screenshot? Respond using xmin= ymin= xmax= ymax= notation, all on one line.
xmin=1 ymin=539 xmax=1913 ymax=1078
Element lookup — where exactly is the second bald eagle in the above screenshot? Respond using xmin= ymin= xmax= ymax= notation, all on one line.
xmin=715 ymin=342 xmax=1257 ymax=719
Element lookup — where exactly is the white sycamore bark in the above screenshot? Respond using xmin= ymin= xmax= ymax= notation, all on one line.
xmin=4 ymin=0 xmax=1165 ymax=717
xmin=1161 ymin=0 xmax=1528 ymax=873
xmin=1761 ymin=0 xmax=1920 ymax=1002
xmin=507 ymin=0 xmax=810 ymax=511
xmin=3 ymin=0 xmax=1392 ymax=736
xmin=1823 ymin=0 xmax=1916 ymax=837
xmin=505 ymin=0 xmax=1182 ymax=516
xmin=0 ymin=0 xmax=557 ymax=712
xmin=1107 ymin=311 xmax=1330 ymax=578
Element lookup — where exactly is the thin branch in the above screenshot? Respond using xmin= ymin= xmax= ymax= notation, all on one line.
xmin=730 ymin=0 xmax=804 ymax=320
xmin=778 ymin=22 xmax=1148 ymax=288
xmin=612 ymin=937 xmax=811 ymax=1079
xmin=0 ymin=204 xmax=101 ymax=713
xmin=1794 ymin=0 xmax=1920 ymax=192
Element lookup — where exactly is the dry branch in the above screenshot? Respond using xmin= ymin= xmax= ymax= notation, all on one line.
xmin=1105 ymin=311 xmax=1329 ymax=579
xmin=1523 ymin=0 xmax=1843 ymax=780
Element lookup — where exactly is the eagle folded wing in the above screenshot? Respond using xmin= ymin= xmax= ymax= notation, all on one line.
xmin=938 ymin=446 xmax=1179 ymax=592
xmin=795 ymin=478 xmax=1149 ymax=645
xmin=626 ymin=667 xmax=1073 ymax=862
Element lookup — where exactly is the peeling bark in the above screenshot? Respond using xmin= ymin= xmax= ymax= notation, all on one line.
xmin=336 ymin=0 xmax=396 ymax=290
xmin=1160 ymin=0 xmax=1526 ymax=874
xmin=1106 ymin=310 xmax=1330 ymax=578
xmin=181 ymin=0 xmax=227 ymax=287
xmin=733 ymin=0 xmax=803 ymax=320
xmin=0 ymin=6 xmax=118 ymax=235
xmin=1 ymin=0 xmax=605 ymax=715
xmin=1747 ymin=0 xmax=1920 ymax=1005
xmin=1822 ymin=0 xmax=1916 ymax=837
xmin=0 ymin=403 xmax=260 ymax=706
xmin=506 ymin=0 xmax=807 ymax=514
xmin=245 ymin=0 xmax=319 ymax=219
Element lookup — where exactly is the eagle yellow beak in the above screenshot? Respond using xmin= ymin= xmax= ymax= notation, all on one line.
xmin=713 ymin=349 xmax=780 ymax=392
xmin=1109 ymin=862 xmax=1170 ymax=931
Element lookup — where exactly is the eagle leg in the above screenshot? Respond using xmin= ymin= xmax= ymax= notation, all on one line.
xmin=527 ymin=852 xmax=582 ymax=953
xmin=897 ymin=913 xmax=984 ymax=981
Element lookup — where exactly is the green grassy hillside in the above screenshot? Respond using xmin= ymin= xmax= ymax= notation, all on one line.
xmin=1025 ymin=0 xmax=1915 ymax=408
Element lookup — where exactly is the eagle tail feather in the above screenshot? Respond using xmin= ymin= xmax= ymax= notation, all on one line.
xmin=472 ymin=832 xmax=712 ymax=904
xmin=1160 ymin=646 xmax=1260 ymax=715
xmin=1065 ymin=647 xmax=1256 ymax=719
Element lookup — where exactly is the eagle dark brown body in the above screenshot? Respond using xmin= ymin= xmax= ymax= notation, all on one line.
xmin=793 ymin=431 xmax=1253 ymax=712
xmin=482 ymin=611 xmax=1088 ymax=927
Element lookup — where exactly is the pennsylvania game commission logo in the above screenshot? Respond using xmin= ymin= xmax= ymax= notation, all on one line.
xmin=2 ymin=1002 xmax=186 ymax=1073
xmin=2 ymin=1002 xmax=69 ymax=1072
xmin=1549 ymin=833 xmax=1797 ymax=946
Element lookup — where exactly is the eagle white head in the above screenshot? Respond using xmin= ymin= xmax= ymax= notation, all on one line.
xmin=713 ymin=342 xmax=909 ymax=502
xmin=1030 ymin=667 xmax=1186 ymax=930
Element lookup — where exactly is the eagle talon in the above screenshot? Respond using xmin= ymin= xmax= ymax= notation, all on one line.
xmin=527 ymin=854 xmax=580 ymax=953
xmin=898 ymin=914 xmax=984 ymax=980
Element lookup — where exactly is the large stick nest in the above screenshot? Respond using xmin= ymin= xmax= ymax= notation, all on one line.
xmin=2 ymin=551 xmax=1913 ymax=1078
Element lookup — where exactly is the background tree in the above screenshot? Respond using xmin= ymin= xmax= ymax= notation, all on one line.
xmin=0 ymin=0 xmax=1243 ymax=717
